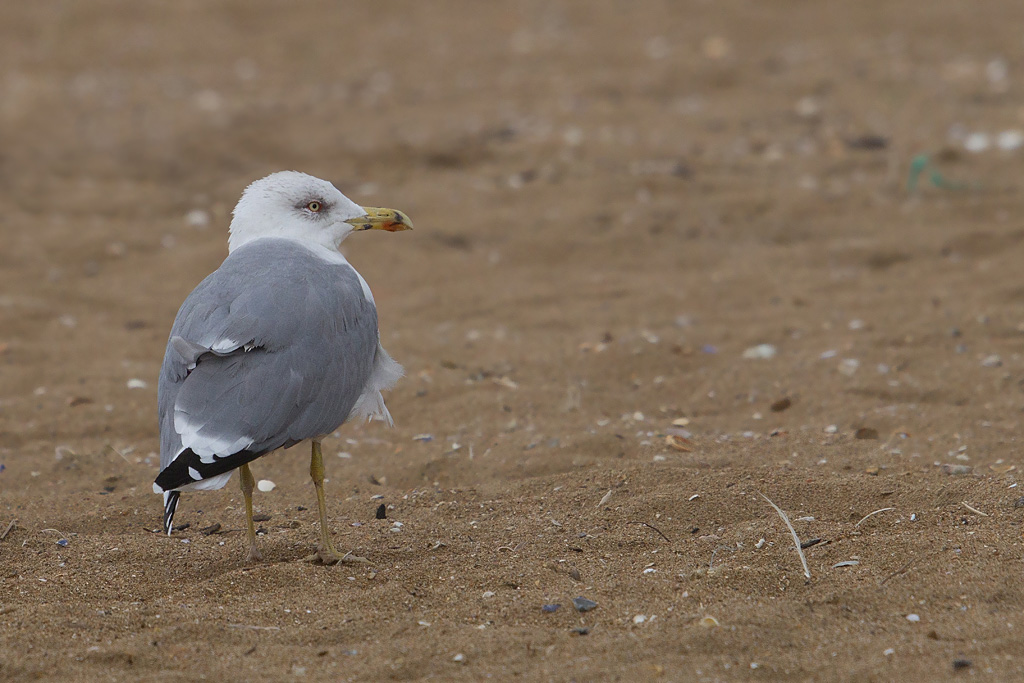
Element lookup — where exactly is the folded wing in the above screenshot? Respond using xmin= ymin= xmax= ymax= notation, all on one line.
xmin=155 ymin=239 xmax=382 ymax=492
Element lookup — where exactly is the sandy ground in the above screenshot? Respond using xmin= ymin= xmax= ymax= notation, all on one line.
xmin=4 ymin=1 xmax=1024 ymax=680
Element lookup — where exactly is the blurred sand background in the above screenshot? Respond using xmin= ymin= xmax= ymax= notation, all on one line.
xmin=4 ymin=1 xmax=1024 ymax=680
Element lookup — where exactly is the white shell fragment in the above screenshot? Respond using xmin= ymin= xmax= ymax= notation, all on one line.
xmin=997 ymin=129 xmax=1024 ymax=151
xmin=742 ymin=343 xmax=777 ymax=360
xmin=256 ymin=479 xmax=276 ymax=492
xmin=964 ymin=132 xmax=990 ymax=153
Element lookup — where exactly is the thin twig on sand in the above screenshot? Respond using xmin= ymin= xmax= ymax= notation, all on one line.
xmin=105 ymin=444 xmax=133 ymax=464
xmin=856 ymin=507 xmax=895 ymax=527
xmin=879 ymin=550 xmax=942 ymax=587
xmin=760 ymin=493 xmax=811 ymax=580
xmin=626 ymin=521 xmax=670 ymax=542
xmin=0 ymin=519 xmax=16 ymax=541
xmin=961 ymin=502 xmax=988 ymax=517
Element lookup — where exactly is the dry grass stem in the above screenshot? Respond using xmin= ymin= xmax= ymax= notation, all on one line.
xmin=227 ymin=624 xmax=281 ymax=631
xmin=105 ymin=444 xmax=133 ymax=464
xmin=856 ymin=507 xmax=895 ymax=527
xmin=961 ymin=502 xmax=988 ymax=516
xmin=627 ymin=521 xmax=670 ymax=543
xmin=760 ymin=493 xmax=811 ymax=580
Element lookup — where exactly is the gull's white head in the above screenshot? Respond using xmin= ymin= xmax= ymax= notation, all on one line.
xmin=228 ymin=171 xmax=412 ymax=253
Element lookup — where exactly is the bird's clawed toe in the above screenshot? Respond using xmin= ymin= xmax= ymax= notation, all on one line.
xmin=303 ymin=547 xmax=371 ymax=566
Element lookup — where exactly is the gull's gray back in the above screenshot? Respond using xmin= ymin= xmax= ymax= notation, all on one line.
xmin=158 ymin=238 xmax=379 ymax=470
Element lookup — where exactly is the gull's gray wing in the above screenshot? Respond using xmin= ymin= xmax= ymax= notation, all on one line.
xmin=155 ymin=238 xmax=378 ymax=492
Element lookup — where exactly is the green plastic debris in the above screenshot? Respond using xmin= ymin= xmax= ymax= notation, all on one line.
xmin=907 ymin=154 xmax=968 ymax=192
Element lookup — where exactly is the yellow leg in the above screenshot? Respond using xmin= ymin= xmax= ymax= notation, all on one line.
xmin=305 ymin=440 xmax=369 ymax=565
xmin=239 ymin=463 xmax=262 ymax=562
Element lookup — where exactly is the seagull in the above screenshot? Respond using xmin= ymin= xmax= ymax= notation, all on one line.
xmin=153 ymin=171 xmax=411 ymax=564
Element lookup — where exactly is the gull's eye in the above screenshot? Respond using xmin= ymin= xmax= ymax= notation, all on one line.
xmin=306 ymin=201 xmax=322 ymax=213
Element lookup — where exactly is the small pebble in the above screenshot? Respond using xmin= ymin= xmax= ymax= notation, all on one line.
xmin=482 ymin=591 xmax=495 ymax=599
xmin=964 ymin=132 xmax=990 ymax=153
xmin=795 ymin=96 xmax=820 ymax=118
xmin=699 ymin=616 xmax=719 ymax=627
xmin=256 ymin=479 xmax=275 ymax=492
xmin=632 ymin=614 xmax=646 ymax=624
xmin=981 ymin=355 xmax=1002 ymax=368
xmin=57 ymin=539 xmax=68 ymax=547
xmin=845 ymin=135 xmax=889 ymax=150
xmin=571 ymin=627 xmax=590 ymax=636
xmin=453 ymin=653 xmax=465 ymax=663
xmin=884 ymin=648 xmax=895 ymax=656
xmin=185 ymin=209 xmax=211 ymax=228
xmin=542 ymin=604 xmax=561 ymax=613
xmin=742 ymin=343 xmax=777 ymax=360
xmin=987 ymin=59 xmax=1009 ymax=84
xmin=952 ymin=659 xmax=972 ymax=670
xmin=997 ymin=130 xmax=1024 ymax=151
xmin=906 ymin=613 xmax=921 ymax=622
xmin=838 ymin=358 xmax=860 ymax=376
xmin=126 ymin=379 xmax=148 ymax=389
xmin=824 ymin=424 xmax=838 ymax=434
xmin=572 ymin=596 xmax=598 ymax=612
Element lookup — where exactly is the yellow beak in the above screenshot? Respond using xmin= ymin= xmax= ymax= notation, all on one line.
xmin=345 ymin=207 xmax=414 ymax=232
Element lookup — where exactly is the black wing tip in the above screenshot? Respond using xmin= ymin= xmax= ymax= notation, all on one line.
xmin=155 ymin=447 xmax=266 ymax=492
xmin=163 ymin=491 xmax=181 ymax=535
